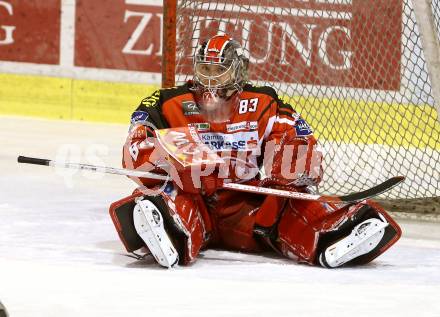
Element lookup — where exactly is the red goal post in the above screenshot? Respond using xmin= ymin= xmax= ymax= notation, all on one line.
xmin=162 ymin=0 xmax=440 ymax=200
xmin=162 ymin=0 xmax=178 ymax=88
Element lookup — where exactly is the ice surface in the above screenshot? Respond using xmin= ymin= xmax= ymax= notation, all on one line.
xmin=0 ymin=116 xmax=439 ymax=317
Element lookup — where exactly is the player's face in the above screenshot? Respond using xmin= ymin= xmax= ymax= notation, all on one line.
xmin=193 ymin=58 xmax=240 ymax=123
xmin=195 ymin=62 xmax=234 ymax=88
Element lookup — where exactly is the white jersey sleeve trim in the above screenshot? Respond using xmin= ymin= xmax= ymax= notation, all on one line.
xmin=275 ymin=117 xmax=296 ymax=126
xmin=260 ymin=115 xmax=298 ymax=142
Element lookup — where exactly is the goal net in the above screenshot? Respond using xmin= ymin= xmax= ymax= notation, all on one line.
xmin=164 ymin=0 xmax=440 ymax=199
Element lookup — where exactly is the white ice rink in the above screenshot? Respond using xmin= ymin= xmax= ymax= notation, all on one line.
xmin=0 ymin=116 xmax=439 ymax=317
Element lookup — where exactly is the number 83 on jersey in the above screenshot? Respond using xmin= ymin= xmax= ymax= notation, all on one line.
xmin=238 ymin=98 xmax=259 ymax=114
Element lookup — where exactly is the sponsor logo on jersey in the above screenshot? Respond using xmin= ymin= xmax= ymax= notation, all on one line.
xmin=182 ymin=101 xmax=200 ymax=115
xmin=246 ymin=137 xmax=258 ymax=149
xmin=226 ymin=121 xmax=258 ymax=133
xmin=130 ymin=111 xmax=149 ymax=124
xmin=199 ymin=131 xmax=259 ymax=151
xmin=189 ymin=122 xmax=210 ymax=132
xmin=141 ymin=90 xmax=160 ymax=107
xmin=295 ymin=118 xmax=313 ymax=136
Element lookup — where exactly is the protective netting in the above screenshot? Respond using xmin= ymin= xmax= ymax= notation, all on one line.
xmin=433 ymin=0 xmax=440 ymax=42
xmin=173 ymin=0 xmax=440 ymax=198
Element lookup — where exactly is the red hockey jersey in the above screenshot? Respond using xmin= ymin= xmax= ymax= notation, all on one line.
xmin=122 ymin=81 xmax=322 ymax=189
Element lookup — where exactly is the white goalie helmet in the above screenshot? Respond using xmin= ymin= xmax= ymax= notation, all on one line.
xmin=193 ymin=34 xmax=249 ymax=122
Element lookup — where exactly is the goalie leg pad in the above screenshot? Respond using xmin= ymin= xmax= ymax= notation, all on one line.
xmin=316 ymin=201 xmax=401 ymax=267
xmin=276 ymin=199 xmax=336 ymax=262
xmin=109 ymin=188 xmax=209 ymax=266
xmin=318 ymin=214 xmax=388 ymax=268
xmin=133 ymin=198 xmax=179 ymax=268
xmin=109 ymin=191 xmax=145 ymax=252
xmin=164 ymin=193 xmax=209 ymax=264
xmin=276 ymin=199 xmax=401 ymax=266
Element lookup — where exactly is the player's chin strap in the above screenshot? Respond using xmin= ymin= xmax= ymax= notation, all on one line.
xmin=132 ymin=197 xmax=179 ymax=268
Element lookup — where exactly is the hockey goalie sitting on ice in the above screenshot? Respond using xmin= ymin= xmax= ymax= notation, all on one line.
xmin=109 ymin=34 xmax=401 ymax=268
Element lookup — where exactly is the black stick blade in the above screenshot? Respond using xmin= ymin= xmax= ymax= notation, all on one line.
xmin=339 ymin=176 xmax=405 ymax=202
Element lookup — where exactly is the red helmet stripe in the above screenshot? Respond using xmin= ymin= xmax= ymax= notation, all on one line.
xmin=205 ymin=35 xmax=231 ymax=62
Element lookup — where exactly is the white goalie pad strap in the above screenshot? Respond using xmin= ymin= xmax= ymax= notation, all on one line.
xmin=133 ymin=199 xmax=179 ymax=268
xmin=319 ymin=215 xmax=389 ymax=268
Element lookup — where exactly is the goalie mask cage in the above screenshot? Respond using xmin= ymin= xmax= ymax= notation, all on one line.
xmin=162 ymin=0 xmax=440 ymax=199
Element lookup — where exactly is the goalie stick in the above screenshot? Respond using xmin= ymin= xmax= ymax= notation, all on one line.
xmin=17 ymin=155 xmax=169 ymax=180
xmin=17 ymin=155 xmax=404 ymax=203
xmin=222 ymin=177 xmax=404 ymax=203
